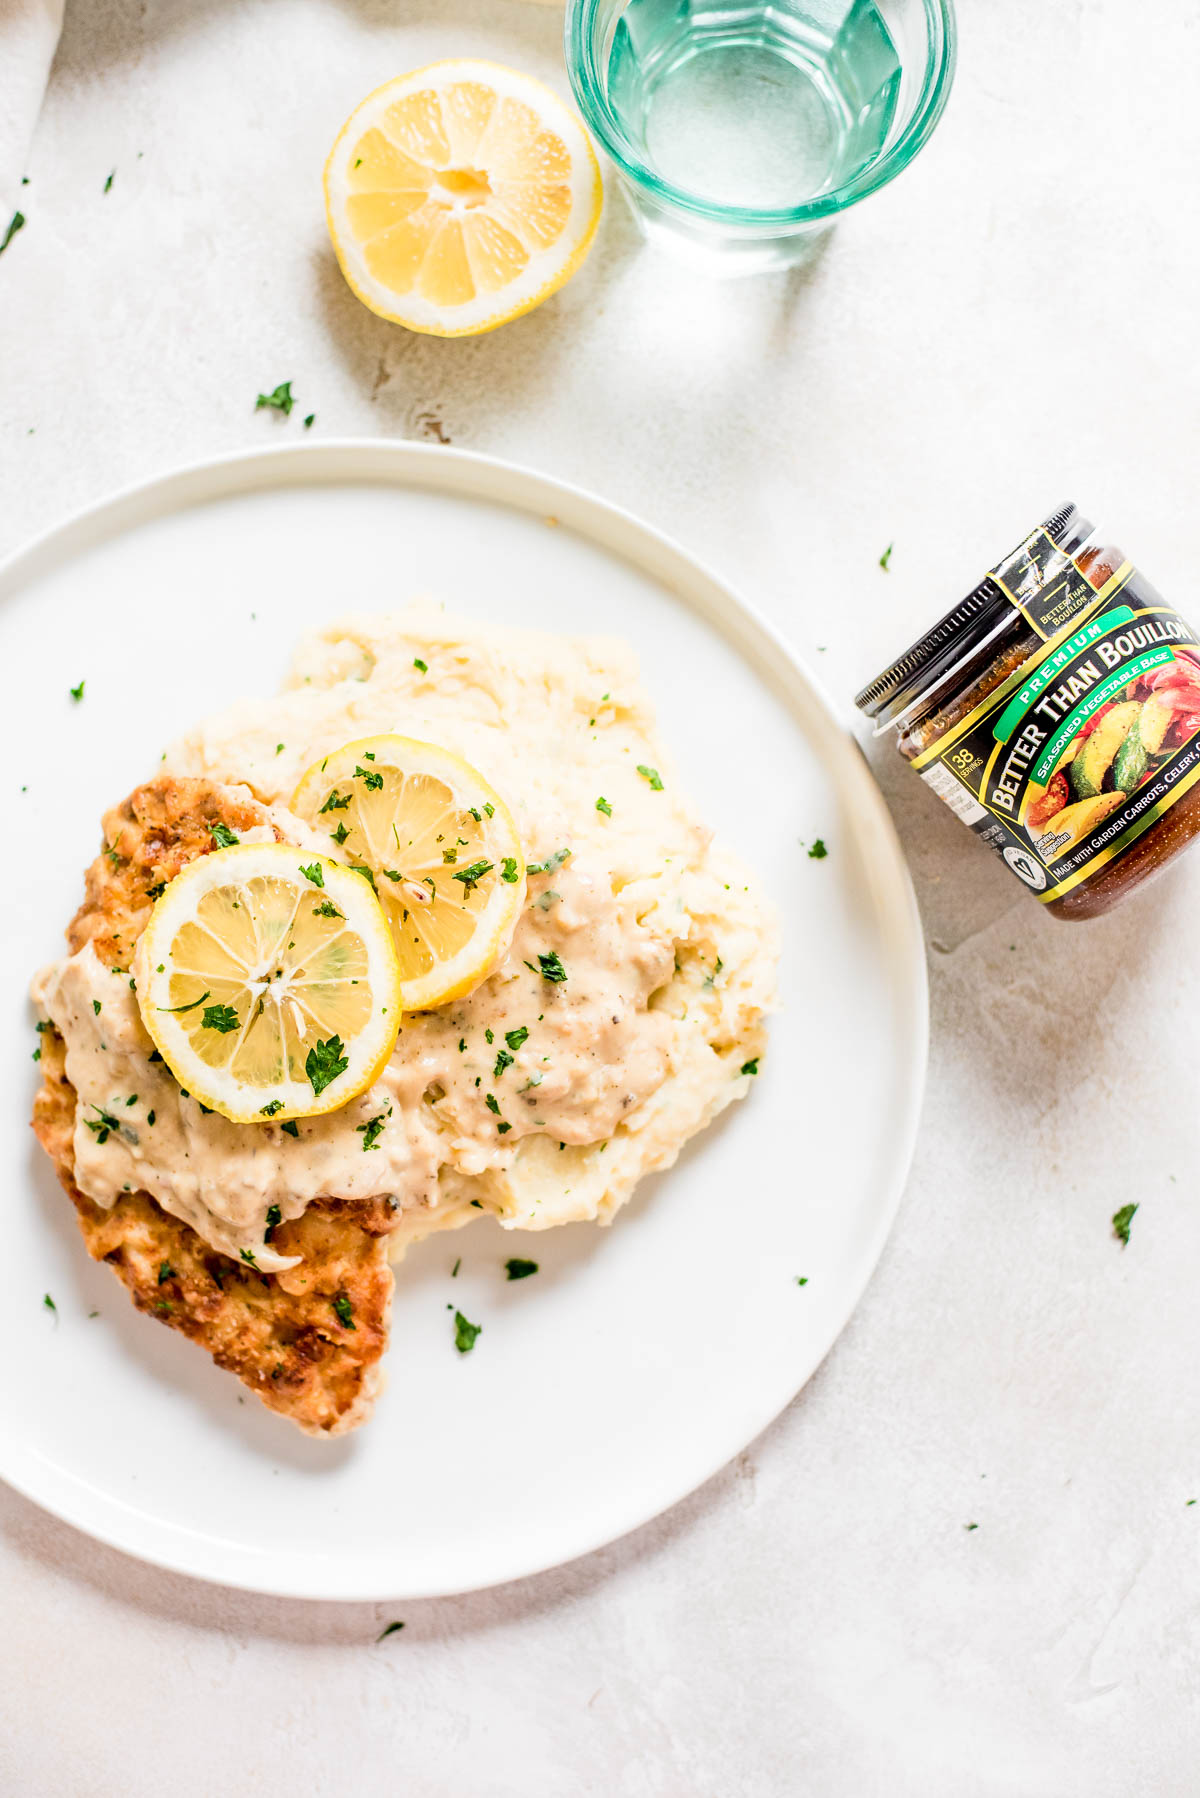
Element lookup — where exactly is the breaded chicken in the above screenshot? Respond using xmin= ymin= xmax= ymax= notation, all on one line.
xmin=31 ymin=778 xmax=397 ymax=1435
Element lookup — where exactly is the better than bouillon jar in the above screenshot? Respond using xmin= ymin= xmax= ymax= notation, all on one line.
xmin=856 ymin=506 xmax=1200 ymax=919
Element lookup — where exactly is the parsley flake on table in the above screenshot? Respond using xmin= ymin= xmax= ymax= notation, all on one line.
xmin=210 ymin=822 xmax=239 ymax=848
xmin=256 ymin=381 xmax=295 ymax=415
xmin=306 ymin=1035 xmax=348 ymax=1096
xmin=332 ymin=1290 xmax=356 ymax=1330
xmin=103 ymin=170 xmax=115 ymax=193
xmin=595 ymin=796 xmax=612 ymax=816
xmin=43 ymin=1292 xmax=57 ymax=1317
xmin=69 ymin=679 xmax=85 ymax=702
xmin=299 ymin=861 xmax=324 ymax=887
xmin=303 ymin=414 xmax=315 ymax=429
xmin=505 ymin=1258 xmax=538 ymax=1281
xmin=807 ymin=839 xmax=828 ymax=860
xmin=376 ymin=1621 xmax=405 ymax=1642
xmin=637 ymin=764 xmax=664 ymax=790
xmin=1112 ymin=1203 xmax=1138 ymax=1247
xmin=201 ymin=1003 xmax=239 ymax=1034
xmin=453 ymin=1310 xmax=481 ymax=1354
xmin=0 ymin=210 xmax=26 ymax=257
xmin=879 ymin=543 xmax=893 ymax=571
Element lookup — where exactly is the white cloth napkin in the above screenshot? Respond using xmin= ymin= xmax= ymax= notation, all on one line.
xmin=0 ymin=0 xmax=64 ymax=218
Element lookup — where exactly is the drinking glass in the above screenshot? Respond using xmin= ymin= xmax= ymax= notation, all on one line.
xmin=564 ymin=0 xmax=956 ymax=273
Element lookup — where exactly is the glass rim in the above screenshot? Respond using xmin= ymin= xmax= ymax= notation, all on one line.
xmin=564 ymin=0 xmax=958 ymax=230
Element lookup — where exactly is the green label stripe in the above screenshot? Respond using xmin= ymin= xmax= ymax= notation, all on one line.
xmin=1030 ymin=647 xmax=1176 ymax=785
xmin=993 ymin=606 xmax=1135 ymax=743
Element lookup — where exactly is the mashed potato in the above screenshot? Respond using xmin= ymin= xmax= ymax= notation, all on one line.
xmin=36 ymin=606 xmax=778 ymax=1265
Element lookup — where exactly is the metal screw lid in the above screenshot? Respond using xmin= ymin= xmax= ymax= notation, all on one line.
xmin=854 ymin=506 xmax=1084 ymax=725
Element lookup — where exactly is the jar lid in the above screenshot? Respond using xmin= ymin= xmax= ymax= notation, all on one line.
xmin=855 ymin=505 xmax=1084 ymax=728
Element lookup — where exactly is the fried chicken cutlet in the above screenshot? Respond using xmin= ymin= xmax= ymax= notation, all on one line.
xmin=31 ymin=778 xmax=396 ymax=1435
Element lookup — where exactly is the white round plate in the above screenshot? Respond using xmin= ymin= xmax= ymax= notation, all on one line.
xmin=0 ymin=443 xmax=926 ymax=1599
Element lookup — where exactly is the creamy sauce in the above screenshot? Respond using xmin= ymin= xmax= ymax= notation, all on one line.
xmin=34 ymin=608 xmax=777 ymax=1266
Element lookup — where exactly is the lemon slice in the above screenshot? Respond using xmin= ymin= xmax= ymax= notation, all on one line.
xmin=133 ymin=845 xmax=402 ymax=1124
xmin=290 ymin=735 xmax=525 ymax=1010
xmin=323 ymin=58 xmax=602 ymax=337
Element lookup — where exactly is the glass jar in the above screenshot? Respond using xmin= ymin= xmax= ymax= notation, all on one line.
xmin=856 ymin=506 xmax=1200 ymax=919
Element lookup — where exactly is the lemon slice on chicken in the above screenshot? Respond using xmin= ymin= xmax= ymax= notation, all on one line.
xmin=291 ymin=735 xmax=525 ymax=1010
xmin=134 ymin=846 xmax=402 ymax=1124
xmin=323 ymin=59 xmax=602 ymax=336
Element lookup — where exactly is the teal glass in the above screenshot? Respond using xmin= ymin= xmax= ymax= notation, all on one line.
xmin=565 ymin=0 xmax=956 ymax=273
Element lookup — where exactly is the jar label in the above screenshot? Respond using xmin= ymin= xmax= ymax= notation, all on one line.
xmin=912 ymin=564 xmax=1200 ymax=902
xmin=991 ymin=526 xmax=1103 ymax=642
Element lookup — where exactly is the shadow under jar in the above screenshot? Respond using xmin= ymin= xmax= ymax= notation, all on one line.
xmin=857 ymin=506 xmax=1200 ymax=920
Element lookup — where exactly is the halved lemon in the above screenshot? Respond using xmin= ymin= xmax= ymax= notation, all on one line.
xmin=323 ymin=59 xmax=602 ymax=337
xmin=133 ymin=845 xmax=402 ymax=1124
xmin=290 ymin=735 xmax=525 ymax=1010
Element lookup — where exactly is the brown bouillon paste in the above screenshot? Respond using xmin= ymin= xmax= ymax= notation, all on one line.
xmin=856 ymin=506 xmax=1200 ymax=919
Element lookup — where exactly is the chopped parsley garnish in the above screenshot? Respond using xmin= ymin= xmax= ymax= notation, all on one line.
xmin=795 ymin=1276 xmax=808 ymax=1287
xmin=260 ymin=1100 xmax=284 ymax=1116
xmin=485 ymin=1029 xmax=494 ymax=1044
xmin=331 ymin=820 xmax=350 ymax=845
xmin=103 ymin=169 xmax=115 ymax=192
xmin=147 ymin=1110 xmax=156 ymax=1126
xmin=210 ymin=822 xmax=239 ymax=848
xmin=485 ymin=1093 xmax=501 ymax=1115
xmin=879 ymin=543 xmax=893 ymax=571
xmin=357 ymin=1111 xmax=388 ymax=1151
xmin=146 ymin=881 xmax=166 ymax=900
xmin=306 ymin=1034 xmax=348 ymax=1096
xmin=312 ymin=900 xmax=342 ymax=918
xmin=299 ymin=861 xmax=324 ymax=887
xmin=807 ymin=838 xmax=828 ymax=860
xmin=483 ymin=802 xmax=494 ymax=818
xmin=355 ymin=763 xmax=383 ymax=790
xmin=536 ymin=951 xmax=567 ymax=983
xmin=740 ymin=1058 xmax=760 ymax=1077
xmin=332 ymin=1289 xmax=356 ymax=1330
xmin=451 ymin=1258 xmax=461 ymax=1278
xmin=158 ymin=1260 xmax=175 ymax=1285
xmin=303 ymin=414 xmax=314 ymax=429
xmin=497 ymin=1121 xmax=511 ymax=1134
xmin=505 ymin=1026 xmax=528 ymax=1052
xmin=381 ymin=869 xmax=403 ymax=882
xmin=637 ymin=765 xmax=664 ymax=790
xmin=70 ymin=679 xmax=85 ymax=702
xmin=0 ymin=210 xmax=26 ymax=256
xmin=376 ymin=1621 xmax=405 ymax=1642
xmin=43 ymin=1292 xmax=56 ymax=1316
xmin=92 ymin=1000 xmax=102 ymax=1015
xmin=442 ymin=847 xmax=458 ymax=863
xmin=1112 ymin=1203 xmax=1138 ymax=1247
xmin=264 ymin=1204 xmax=282 ymax=1242
xmin=276 ymin=743 xmax=285 ymax=755
xmin=493 ymin=1050 xmax=513 ymax=1079
xmin=413 ymin=658 xmax=428 ymax=673
xmin=453 ymin=1310 xmax=481 ymax=1354
xmin=452 ymin=859 xmax=493 ymax=891
xmin=501 ymin=857 xmax=519 ymax=883
xmin=595 ymin=796 xmax=612 ymax=816
xmin=240 ymin=1248 xmax=258 ymax=1268
xmin=350 ymin=863 xmax=377 ymax=889
xmin=505 ymin=1258 xmax=538 ymax=1281
xmin=458 ymin=1038 xmax=467 ymax=1052
xmin=201 ymin=1003 xmax=240 ymax=1033
xmin=319 ymin=788 xmax=351 ymax=813
xmin=526 ymin=847 xmax=571 ymax=876
xmin=280 ymin=1119 xmax=299 ymax=1138
xmin=256 ymin=380 xmax=294 ymax=415
xmin=85 ymin=1106 xmax=121 ymax=1143
xmin=156 ymin=988 xmax=211 ymax=1014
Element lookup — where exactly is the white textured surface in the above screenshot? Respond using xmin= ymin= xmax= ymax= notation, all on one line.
xmin=2 ymin=1 xmax=1199 ymax=1792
